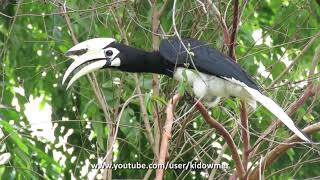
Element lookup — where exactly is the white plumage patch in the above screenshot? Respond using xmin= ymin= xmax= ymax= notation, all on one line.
xmin=173 ymin=67 xmax=251 ymax=105
xmin=173 ymin=67 xmax=310 ymax=142
xmin=111 ymin=57 xmax=121 ymax=67
xmin=104 ymin=47 xmax=120 ymax=61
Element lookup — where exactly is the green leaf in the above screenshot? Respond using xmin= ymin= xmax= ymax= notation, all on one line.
xmin=0 ymin=120 xmax=29 ymax=154
xmin=91 ymin=111 xmax=106 ymax=151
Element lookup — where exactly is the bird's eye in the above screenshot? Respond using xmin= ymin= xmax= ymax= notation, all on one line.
xmin=105 ymin=50 xmax=113 ymax=56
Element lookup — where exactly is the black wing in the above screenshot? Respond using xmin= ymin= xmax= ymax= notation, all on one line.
xmin=159 ymin=37 xmax=260 ymax=91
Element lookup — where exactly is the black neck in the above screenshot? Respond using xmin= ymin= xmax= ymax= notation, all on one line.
xmin=113 ymin=43 xmax=174 ymax=77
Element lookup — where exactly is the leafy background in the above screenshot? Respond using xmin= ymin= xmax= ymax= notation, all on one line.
xmin=0 ymin=0 xmax=320 ymax=179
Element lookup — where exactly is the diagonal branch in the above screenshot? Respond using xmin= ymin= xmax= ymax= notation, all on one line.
xmin=268 ymin=31 xmax=320 ymax=88
xmin=248 ymin=122 xmax=320 ymax=180
xmin=249 ymin=44 xmax=320 ymax=159
xmin=195 ymin=101 xmax=245 ymax=179
xmin=209 ymin=128 xmax=238 ymax=179
xmin=155 ymin=94 xmax=181 ymax=180
xmin=59 ymin=4 xmax=112 ymax=122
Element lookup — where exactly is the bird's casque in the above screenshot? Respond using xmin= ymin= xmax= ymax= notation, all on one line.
xmin=62 ymin=37 xmax=311 ymax=142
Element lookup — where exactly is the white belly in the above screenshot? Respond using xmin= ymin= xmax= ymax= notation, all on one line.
xmin=173 ymin=68 xmax=253 ymax=106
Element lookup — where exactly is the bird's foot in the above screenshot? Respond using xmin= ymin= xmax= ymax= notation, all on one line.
xmin=184 ymin=92 xmax=196 ymax=104
xmin=204 ymin=96 xmax=221 ymax=108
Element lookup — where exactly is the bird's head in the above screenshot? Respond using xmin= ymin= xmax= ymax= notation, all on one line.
xmin=62 ymin=38 xmax=121 ymax=89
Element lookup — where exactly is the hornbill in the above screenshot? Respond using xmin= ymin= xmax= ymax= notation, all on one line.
xmin=62 ymin=37 xmax=311 ymax=142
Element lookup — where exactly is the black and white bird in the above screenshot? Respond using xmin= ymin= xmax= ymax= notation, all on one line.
xmin=62 ymin=37 xmax=310 ymax=142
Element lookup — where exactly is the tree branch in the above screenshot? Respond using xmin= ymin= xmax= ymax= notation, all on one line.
xmin=209 ymin=128 xmax=238 ymax=179
xmin=195 ymin=101 xmax=245 ymax=179
xmin=228 ymin=0 xmax=240 ymax=60
xmin=133 ymin=74 xmax=156 ymax=154
xmin=227 ymin=1 xmax=249 ymax=179
xmin=248 ymin=122 xmax=320 ymax=180
xmin=110 ymin=7 xmax=157 ymax=156
xmin=249 ymin=44 xmax=320 ymax=159
xmin=151 ymin=0 xmax=169 ymax=167
xmin=155 ymin=94 xmax=181 ymax=180
xmin=204 ymin=0 xmax=230 ymax=45
xmin=59 ymin=4 xmax=114 ymax=180
xmin=268 ymin=31 xmax=320 ymax=88
xmin=308 ymin=45 xmax=320 ymax=82
xmin=158 ymin=0 xmax=169 ymax=18
xmin=240 ymin=101 xmax=250 ymax=172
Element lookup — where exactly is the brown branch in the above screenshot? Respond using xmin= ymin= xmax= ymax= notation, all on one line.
xmin=204 ymin=0 xmax=230 ymax=45
xmin=151 ymin=0 xmax=168 ymax=166
xmin=158 ymin=0 xmax=169 ymax=18
xmin=227 ymin=2 xmax=249 ymax=179
xmin=111 ymin=7 xmax=157 ymax=156
xmin=228 ymin=0 xmax=240 ymax=60
xmin=249 ymin=84 xmax=315 ymax=160
xmin=155 ymin=94 xmax=181 ymax=180
xmin=195 ymin=101 xmax=245 ymax=179
xmin=209 ymin=128 xmax=238 ymax=179
xmin=151 ymin=0 xmax=162 ymax=50
xmin=248 ymin=122 xmax=320 ymax=180
xmin=133 ymin=74 xmax=156 ymax=153
xmin=240 ymin=101 xmax=250 ymax=172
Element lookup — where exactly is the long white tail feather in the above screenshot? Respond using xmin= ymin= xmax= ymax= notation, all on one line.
xmin=244 ymin=86 xmax=310 ymax=142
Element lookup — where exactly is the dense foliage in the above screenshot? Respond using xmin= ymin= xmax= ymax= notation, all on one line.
xmin=0 ymin=0 xmax=319 ymax=179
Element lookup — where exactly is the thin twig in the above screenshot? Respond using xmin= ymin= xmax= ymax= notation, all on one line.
xmin=110 ymin=7 xmax=157 ymax=155
xmin=58 ymin=4 xmax=114 ymax=180
xmin=204 ymin=0 xmax=230 ymax=45
xmin=209 ymin=128 xmax=238 ymax=179
xmin=268 ymin=31 xmax=320 ymax=88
